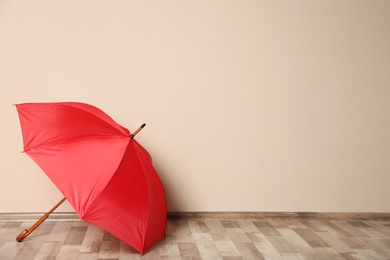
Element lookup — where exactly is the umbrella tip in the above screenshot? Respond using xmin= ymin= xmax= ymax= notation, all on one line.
xmin=130 ymin=123 xmax=146 ymax=139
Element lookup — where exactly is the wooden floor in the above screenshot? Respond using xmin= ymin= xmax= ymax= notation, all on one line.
xmin=1 ymin=218 xmax=390 ymax=259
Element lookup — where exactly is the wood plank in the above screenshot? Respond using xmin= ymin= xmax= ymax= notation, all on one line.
xmin=253 ymin=220 xmax=281 ymax=236
xmin=293 ymin=229 xmax=330 ymax=248
xmin=0 ymin=242 xmax=25 ymax=259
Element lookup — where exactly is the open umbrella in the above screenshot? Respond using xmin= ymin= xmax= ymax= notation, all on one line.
xmin=14 ymin=102 xmax=166 ymax=254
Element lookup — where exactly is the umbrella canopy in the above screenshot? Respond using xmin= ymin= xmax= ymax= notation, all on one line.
xmin=15 ymin=102 xmax=166 ymax=254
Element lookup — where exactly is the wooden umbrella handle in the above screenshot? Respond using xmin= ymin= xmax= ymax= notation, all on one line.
xmin=16 ymin=197 xmax=66 ymax=242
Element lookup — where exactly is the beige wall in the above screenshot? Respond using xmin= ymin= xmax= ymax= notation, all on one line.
xmin=1 ymin=1 xmax=390 ymax=213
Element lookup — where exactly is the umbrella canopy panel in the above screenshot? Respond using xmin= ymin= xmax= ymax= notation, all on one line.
xmin=84 ymin=139 xmax=166 ymax=252
xmin=16 ymin=102 xmax=130 ymax=151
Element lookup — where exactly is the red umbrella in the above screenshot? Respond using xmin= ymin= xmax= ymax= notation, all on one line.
xmin=14 ymin=102 xmax=166 ymax=254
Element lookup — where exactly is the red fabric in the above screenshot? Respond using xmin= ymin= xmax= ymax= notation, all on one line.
xmin=15 ymin=102 xmax=166 ymax=254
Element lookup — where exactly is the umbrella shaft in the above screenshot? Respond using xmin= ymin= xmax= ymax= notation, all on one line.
xmin=48 ymin=197 xmax=67 ymax=214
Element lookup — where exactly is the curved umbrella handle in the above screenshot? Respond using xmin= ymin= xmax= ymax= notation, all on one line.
xmin=16 ymin=197 xmax=66 ymax=242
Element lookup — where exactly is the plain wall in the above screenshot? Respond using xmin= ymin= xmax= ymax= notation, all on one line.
xmin=1 ymin=1 xmax=390 ymax=213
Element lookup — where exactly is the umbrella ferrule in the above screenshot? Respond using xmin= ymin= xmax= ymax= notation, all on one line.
xmin=130 ymin=123 xmax=146 ymax=139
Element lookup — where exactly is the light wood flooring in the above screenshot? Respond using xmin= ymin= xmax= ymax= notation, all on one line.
xmin=1 ymin=217 xmax=390 ymax=259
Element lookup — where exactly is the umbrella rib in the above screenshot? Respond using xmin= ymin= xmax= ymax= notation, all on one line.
xmin=132 ymin=143 xmax=152 ymax=252
xmin=23 ymin=133 xmax=123 ymax=152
